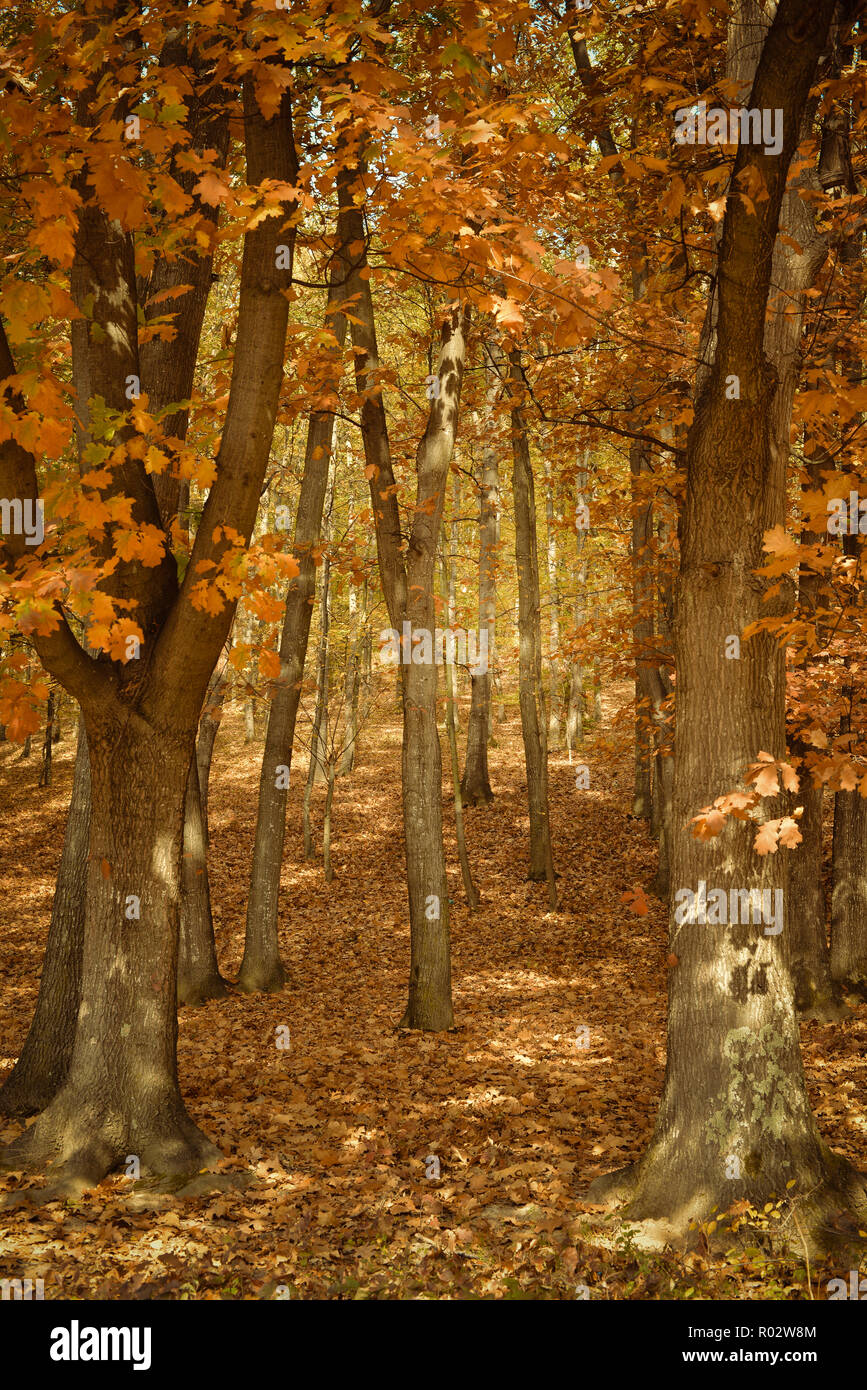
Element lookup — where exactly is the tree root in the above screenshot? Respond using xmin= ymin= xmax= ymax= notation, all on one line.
xmin=0 ymin=1092 xmax=221 ymax=1200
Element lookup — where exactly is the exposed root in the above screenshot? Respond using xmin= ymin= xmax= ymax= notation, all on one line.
xmin=235 ymin=960 xmax=287 ymax=995
xmin=177 ymin=971 xmax=230 ymax=1007
xmin=0 ymin=1090 xmax=221 ymax=1200
xmin=583 ymin=1153 xmax=867 ymax=1261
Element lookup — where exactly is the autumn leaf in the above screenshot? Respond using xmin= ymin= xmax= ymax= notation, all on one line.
xmin=620 ymin=885 xmax=649 ymax=916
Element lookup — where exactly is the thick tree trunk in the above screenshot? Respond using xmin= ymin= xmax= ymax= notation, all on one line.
xmin=4 ymin=723 xmax=218 ymax=1193
xmin=0 ymin=718 xmax=89 ymax=1116
xmin=589 ymin=0 xmax=865 ymax=1253
xmin=509 ymin=349 xmax=557 ymax=906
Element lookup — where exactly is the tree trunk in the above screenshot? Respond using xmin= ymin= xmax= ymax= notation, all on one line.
xmin=338 ymin=473 xmax=362 ymax=777
xmin=303 ymin=474 xmax=334 ymax=859
xmin=322 ymin=765 xmax=336 ymax=882
xmin=337 ymin=157 xmax=465 ymax=1030
xmin=238 ymin=254 xmax=348 ymax=993
xmin=542 ymin=454 xmax=563 ymax=753
xmin=0 ymin=718 xmax=89 ymax=1116
xmin=38 ymin=689 xmax=55 ymax=788
xmin=631 ymin=441 xmax=655 ymax=819
xmin=196 ymin=660 xmax=229 ymax=848
xmin=589 ymin=0 xmax=865 ymax=1254
xmin=461 ymin=342 xmax=499 ymax=806
xmin=4 ymin=722 xmax=219 ymax=1193
xmin=566 ymin=465 xmax=590 ymax=761
xmin=442 ymin=537 xmax=479 ymax=908
xmin=830 ymin=789 xmax=867 ymax=997
xmin=508 ymin=348 xmax=557 ymax=906
xmin=339 ymin=626 xmax=362 ymax=777
xmin=177 ymin=755 xmax=227 ymax=1006
xmin=783 ymin=771 xmax=843 ymax=1018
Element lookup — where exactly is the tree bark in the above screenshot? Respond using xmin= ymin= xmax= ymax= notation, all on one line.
xmin=461 ymin=341 xmax=499 ymax=806
xmin=442 ymin=535 xmax=479 ymax=908
xmin=631 ymin=441 xmax=655 ymax=819
xmin=177 ymin=755 xmax=227 ymax=1006
xmin=542 ymin=454 xmax=564 ymax=753
xmin=303 ymin=528 xmax=332 ymax=859
xmin=38 ymin=689 xmax=55 ymax=788
xmin=196 ymin=658 xmax=229 ymax=848
xmin=508 ymin=348 xmax=557 ymax=906
xmin=566 ymin=463 xmax=590 ymax=761
xmin=830 ymin=788 xmax=867 ymax=997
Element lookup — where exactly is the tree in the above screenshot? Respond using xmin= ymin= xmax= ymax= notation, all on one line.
xmin=0 ymin=22 xmax=301 ymax=1188
xmin=589 ymin=0 xmax=867 ymax=1253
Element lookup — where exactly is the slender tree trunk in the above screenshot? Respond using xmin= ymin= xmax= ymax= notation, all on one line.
xmin=177 ymin=755 xmax=227 ymax=1006
xmin=785 ymin=427 xmax=841 ymax=1018
xmin=196 ymin=660 xmax=229 ymax=848
xmin=631 ymin=441 xmax=655 ymax=819
xmin=38 ymin=689 xmax=55 ymax=788
xmin=830 ymin=789 xmax=867 ymax=996
xmin=339 ymin=602 xmax=361 ymax=777
xmin=0 ymin=718 xmax=89 ymax=1116
xmin=243 ymin=609 xmax=257 ymax=744
xmin=303 ymin=565 xmax=330 ymax=860
xmin=322 ymin=765 xmax=336 ymax=882
xmin=442 ymin=537 xmax=479 ymax=908
xmin=508 ymin=348 xmax=557 ymax=906
xmin=337 ymin=156 xmax=466 ymax=1030
xmin=238 ymin=251 xmax=348 ymax=993
xmin=461 ymin=345 xmax=499 ymax=805
xmin=566 ymin=464 xmax=590 ymax=761
xmin=542 ymin=455 xmax=563 ymax=753
xmin=338 ymin=472 xmax=362 ymax=777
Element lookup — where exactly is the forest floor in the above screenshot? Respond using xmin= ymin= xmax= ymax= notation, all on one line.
xmin=1 ymin=688 xmax=865 ymax=1300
